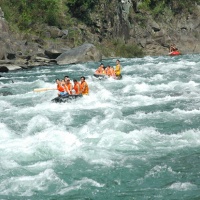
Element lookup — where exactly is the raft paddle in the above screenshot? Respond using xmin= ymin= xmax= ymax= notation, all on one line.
xmin=33 ymin=88 xmax=56 ymax=92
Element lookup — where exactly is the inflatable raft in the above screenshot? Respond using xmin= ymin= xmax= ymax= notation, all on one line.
xmin=93 ymin=74 xmax=122 ymax=80
xmin=169 ymin=51 xmax=181 ymax=56
xmin=51 ymin=94 xmax=83 ymax=103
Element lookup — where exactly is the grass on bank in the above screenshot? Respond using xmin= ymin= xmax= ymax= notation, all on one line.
xmin=138 ymin=0 xmax=200 ymax=16
xmin=97 ymin=39 xmax=145 ymax=58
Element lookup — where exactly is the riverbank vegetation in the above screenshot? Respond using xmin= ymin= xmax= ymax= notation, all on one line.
xmin=1 ymin=0 xmax=200 ymax=58
xmin=138 ymin=0 xmax=200 ymax=14
xmin=2 ymin=0 xmax=200 ymax=30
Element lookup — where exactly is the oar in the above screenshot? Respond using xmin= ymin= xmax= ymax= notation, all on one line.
xmin=33 ymin=88 xmax=57 ymax=92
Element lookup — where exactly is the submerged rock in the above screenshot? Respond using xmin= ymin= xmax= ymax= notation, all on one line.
xmin=0 ymin=91 xmax=12 ymax=96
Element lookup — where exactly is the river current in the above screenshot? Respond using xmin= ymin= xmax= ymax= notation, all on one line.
xmin=0 ymin=54 xmax=200 ymax=199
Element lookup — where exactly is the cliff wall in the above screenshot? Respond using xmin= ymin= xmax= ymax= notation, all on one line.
xmin=87 ymin=0 xmax=200 ymax=55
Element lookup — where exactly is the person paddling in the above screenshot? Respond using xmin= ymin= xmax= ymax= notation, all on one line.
xmin=80 ymin=76 xmax=89 ymax=95
xmin=56 ymin=79 xmax=68 ymax=96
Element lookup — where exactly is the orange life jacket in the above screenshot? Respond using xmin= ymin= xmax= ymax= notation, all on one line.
xmin=95 ymin=66 xmax=104 ymax=74
xmin=73 ymin=82 xmax=80 ymax=94
xmin=106 ymin=68 xmax=112 ymax=76
xmin=57 ymin=84 xmax=65 ymax=92
xmin=80 ymin=81 xmax=89 ymax=95
xmin=95 ymin=69 xmax=100 ymax=74
xmin=66 ymin=82 xmax=73 ymax=94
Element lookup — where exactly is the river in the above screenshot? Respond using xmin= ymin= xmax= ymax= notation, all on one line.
xmin=0 ymin=54 xmax=200 ymax=199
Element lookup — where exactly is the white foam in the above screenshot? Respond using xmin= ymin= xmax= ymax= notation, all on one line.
xmin=0 ymin=123 xmax=14 ymax=140
xmin=168 ymin=182 xmax=197 ymax=191
xmin=58 ymin=177 xmax=104 ymax=195
xmin=25 ymin=115 xmax=53 ymax=135
xmin=0 ymin=169 xmax=68 ymax=196
xmin=1 ymin=55 xmax=200 ymax=196
xmin=145 ymin=165 xmax=176 ymax=178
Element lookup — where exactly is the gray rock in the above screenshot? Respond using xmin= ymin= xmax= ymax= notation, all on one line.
xmin=46 ymin=26 xmax=64 ymax=39
xmin=56 ymin=43 xmax=102 ymax=65
xmin=45 ymin=49 xmax=62 ymax=59
xmin=0 ymin=60 xmax=14 ymax=64
xmin=62 ymin=29 xmax=69 ymax=36
xmin=6 ymin=65 xmax=22 ymax=71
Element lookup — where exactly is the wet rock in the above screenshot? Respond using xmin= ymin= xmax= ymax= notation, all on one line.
xmin=0 ymin=66 xmax=8 ymax=72
xmin=6 ymin=65 xmax=22 ymax=71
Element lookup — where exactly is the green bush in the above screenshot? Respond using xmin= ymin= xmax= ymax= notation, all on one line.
xmin=134 ymin=14 xmax=147 ymax=27
xmin=97 ymin=39 xmax=145 ymax=58
xmin=64 ymin=0 xmax=98 ymax=24
xmin=116 ymin=44 xmax=144 ymax=58
xmin=1 ymin=0 xmax=64 ymax=29
xmin=138 ymin=0 xmax=199 ymax=15
xmin=152 ymin=1 xmax=165 ymax=16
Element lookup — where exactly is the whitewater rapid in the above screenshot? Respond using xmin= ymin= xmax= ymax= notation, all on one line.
xmin=0 ymin=54 xmax=200 ymax=199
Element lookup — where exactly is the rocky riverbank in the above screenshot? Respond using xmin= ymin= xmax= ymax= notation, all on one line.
xmin=1 ymin=14 xmax=102 ymax=72
xmin=0 ymin=7 xmax=102 ymax=72
xmin=0 ymin=1 xmax=200 ymax=72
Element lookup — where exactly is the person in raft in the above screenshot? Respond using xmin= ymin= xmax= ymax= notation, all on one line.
xmin=94 ymin=63 xmax=104 ymax=74
xmin=169 ymin=44 xmax=178 ymax=53
xmin=105 ymin=65 xmax=112 ymax=77
xmin=73 ymin=79 xmax=81 ymax=95
xmin=114 ymin=59 xmax=121 ymax=77
xmin=56 ymin=79 xmax=68 ymax=96
xmin=64 ymin=77 xmax=73 ymax=95
xmin=80 ymin=76 xmax=89 ymax=95
xmin=110 ymin=66 xmax=116 ymax=78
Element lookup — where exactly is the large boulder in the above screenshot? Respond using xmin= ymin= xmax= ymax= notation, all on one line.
xmin=56 ymin=43 xmax=102 ymax=65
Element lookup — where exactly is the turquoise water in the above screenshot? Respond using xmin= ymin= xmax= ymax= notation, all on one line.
xmin=0 ymin=54 xmax=200 ymax=199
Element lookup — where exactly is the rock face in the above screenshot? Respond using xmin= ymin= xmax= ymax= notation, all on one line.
xmin=88 ymin=0 xmax=200 ymax=56
xmin=56 ymin=44 xmax=102 ymax=65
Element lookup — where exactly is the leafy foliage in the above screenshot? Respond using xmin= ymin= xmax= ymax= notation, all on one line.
xmin=97 ymin=39 xmax=145 ymax=58
xmin=64 ymin=0 xmax=98 ymax=24
xmin=138 ymin=0 xmax=200 ymax=16
xmin=115 ymin=44 xmax=144 ymax=58
xmin=1 ymin=0 xmax=64 ymax=29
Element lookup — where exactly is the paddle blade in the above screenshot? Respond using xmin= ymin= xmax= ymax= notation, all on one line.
xmin=33 ymin=88 xmax=56 ymax=92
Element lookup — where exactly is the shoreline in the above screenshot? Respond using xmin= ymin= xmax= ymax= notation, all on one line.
xmin=0 ymin=52 xmax=199 ymax=73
